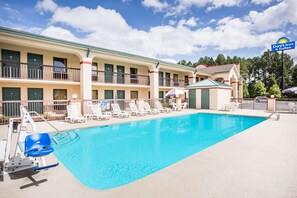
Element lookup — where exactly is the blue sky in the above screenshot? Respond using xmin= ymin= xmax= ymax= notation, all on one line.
xmin=1 ymin=0 xmax=297 ymax=63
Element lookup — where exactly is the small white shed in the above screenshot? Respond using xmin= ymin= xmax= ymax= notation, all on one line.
xmin=186 ymin=79 xmax=232 ymax=110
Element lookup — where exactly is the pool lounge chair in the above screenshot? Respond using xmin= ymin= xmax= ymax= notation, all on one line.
xmin=65 ymin=105 xmax=86 ymax=123
xmin=129 ymin=102 xmax=147 ymax=116
xmin=111 ymin=103 xmax=130 ymax=118
xmin=92 ymin=105 xmax=111 ymax=120
xmin=155 ymin=101 xmax=172 ymax=113
xmin=143 ymin=102 xmax=160 ymax=114
xmin=225 ymin=102 xmax=238 ymax=111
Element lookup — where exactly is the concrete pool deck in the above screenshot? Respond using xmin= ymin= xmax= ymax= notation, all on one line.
xmin=1 ymin=109 xmax=297 ymax=198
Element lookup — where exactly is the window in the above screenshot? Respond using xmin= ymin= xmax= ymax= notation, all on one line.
xmin=173 ymin=74 xmax=179 ymax=86
xmin=159 ymin=71 xmax=164 ymax=86
xmin=104 ymin=90 xmax=113 ymax=99
xmin=148 ymin=91 xmax=150 ymax=99
xmin=165 ymin=72 xmax=170 ymax=86
xmin=196 ymin=77 xmax=199 ymax=82
xmin=92 ymin=62 xmax=98 ymax=81
xmin=53 ymin=57 xmax=67 ymax=79
xmin=185 ymin=76 xmax=189 ymax=86
xmin=92 ymin=90 xmax=98 ymax=100
xmin=130 ymin=68 xmax=138 ymax=83
xmin=131 ymin=91 xmax=138 ymax=100
xmin=53 ymin=89 xmax=67 ymax=111
xmin=159 ymin=91 xmax=164 ymax=99
xmin=200 ymin=78 xmax=204 ymax=81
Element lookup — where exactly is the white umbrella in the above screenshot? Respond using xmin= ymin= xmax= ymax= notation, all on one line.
xmin=165 ymin=88 xmax=188 ymax=97
xmin=282 ymin=87 xmax=297 ymax=94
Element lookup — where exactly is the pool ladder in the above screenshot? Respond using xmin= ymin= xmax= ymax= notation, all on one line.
xmin=268 ymin=112 xmax=280 ymax=121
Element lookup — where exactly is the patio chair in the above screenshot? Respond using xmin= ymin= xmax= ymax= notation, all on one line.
xmin=288 ymin=102 xmax=296 ymax=113
xmin=181 ymin=102 xmax=188 ymax=110
xmin=65 ymin=105 xmax=86 ymax=124
xmin=225 ymin=102 xmax=238 ymax=111
xmin=91 ymin=105 xmax=111 ymax=120
xmin=155 ymin=101 xmax=172 ymax=113
xmin=111 ymin=103 xmax=130 ymax=118
xmin=129 ymin=102 xmax=147 ymax=116
xmin=143 ymin=102 xmax=160 ymax=114
xmin=172 ymin=102 xmax=182 ymax=111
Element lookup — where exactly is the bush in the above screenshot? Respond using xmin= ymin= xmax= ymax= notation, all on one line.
xmin=268 ymin=84 xmax=282 ymax=98
xmin=254 ymin=81 xmax=267 ymax=97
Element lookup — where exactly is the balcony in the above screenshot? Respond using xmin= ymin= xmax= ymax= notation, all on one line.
xmin=0 ymin=60 xmax=80 ymax=82
xmin=92 ymin=70 xmax=150 ymax=86
xmin=159 ymin=78 xmax=188 ymax=87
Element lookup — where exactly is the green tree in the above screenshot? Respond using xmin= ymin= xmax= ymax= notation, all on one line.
xmin=292 ymin=65 xmax=297 ymax=86
xmin=215 ymin=54 xmax=226 ymax=65
xmin=178 ymin=59 xmax=187 ymax=65
xmin=243 ymin=83 xmax=250 ymax=98
xmin=268 ymin=84 xmax=282 ymax=98
xmin=248 ymin=80 xmax=256 ymax=98
xmin=267 ymin=75 xmax=277 ymax=90
xmin=254 ymin=80 xmax=267 ymax=97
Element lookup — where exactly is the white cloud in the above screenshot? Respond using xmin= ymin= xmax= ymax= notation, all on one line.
xmin=248 ymin=0 xmax=297 ymax=32
xmin=35 ymin=0 xmax=58 ymax=13
xmin=167 ymin=0 xmax=243 ymax=16
xmin=168 ymin=20 xmax=176 ymax=26
xmin=251 ymin=0 xmax=273 ymax=5
xmin=141 ymin=0 xmax=169 ymax=12
xmin=37 ymin=0 xmax=290 ymax=59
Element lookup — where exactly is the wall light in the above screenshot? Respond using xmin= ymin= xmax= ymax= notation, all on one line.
xmin=72 ymin=94 xmax=78 ymax=100
xmin=155 ymin=62 xmax=160 ymax=69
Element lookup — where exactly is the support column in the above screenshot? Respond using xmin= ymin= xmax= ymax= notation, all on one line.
xmin=238 ymin=81 xmax=243 ymax=99
xmin=80 ymin=57 xmax=92 ymax=115
xmin=189 ymin=73 xmax=196 ymax=84
xmin=149 ymin=69 xmax=159 ymax=107
xmin=231 ymin=80 xmax=238 ymax=99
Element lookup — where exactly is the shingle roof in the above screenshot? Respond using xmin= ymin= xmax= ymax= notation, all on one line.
xmin=186 ymin=78 xmax=231 ymax=88
xmin=196 ymin=64 xmax=234 ymax=74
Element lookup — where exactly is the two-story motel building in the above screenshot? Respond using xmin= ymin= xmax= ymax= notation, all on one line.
xmin=0 ymin=27 xmax=243 ymax=117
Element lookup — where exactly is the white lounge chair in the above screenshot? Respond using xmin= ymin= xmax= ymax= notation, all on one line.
xmin=143 ymin=102 xmax=160 ymax=114
xmin=65 ymin=105 xmax=86 ymax=123
xmin=172 ymin=102 xmax=182 ymax=111
xmin=155 ymin=101 xmax=172 ymax=113
xmin=129 ymin=102 xmax=147 ymax=116
xmin=225 ymin=102 xmax=238 ymax=111
xmin=111 ymin=103 xmax=130 ymax=118
xmin=288 ymin=102 xmax=296 ymax=113
xmin=92 ymin=105 xmax=111 ymax=120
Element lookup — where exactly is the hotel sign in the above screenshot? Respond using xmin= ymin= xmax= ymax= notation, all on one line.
xmin=271 ymin=37 xmax=295 ymax=52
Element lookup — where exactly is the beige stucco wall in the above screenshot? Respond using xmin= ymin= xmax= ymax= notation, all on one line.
xmin=196 ymin=89 xmax=201 ymax=109
xmin=0 ymin=82 xmax=80 ymax=101
xmin=209 ymin=89 xmax=231 ymax=110
xmin=0 ymin=43 xmax=81 ymax=69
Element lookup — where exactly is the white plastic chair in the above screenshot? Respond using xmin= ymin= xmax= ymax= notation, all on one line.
xmin=91 ymin=105 xmax=111 ymax=120
xmin=288 ymin=102 xmax=296 ymax=113
xmin=111 ymin=103 xmax=130 ymax=118
xmin=65 ymin=105 xmax=86 ymax=123
xmin=225 ymin=102 xmax=238 ymax=111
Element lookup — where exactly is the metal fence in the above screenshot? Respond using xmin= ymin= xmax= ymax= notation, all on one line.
xmin=231 ymin=98 xmax=297 ymax=112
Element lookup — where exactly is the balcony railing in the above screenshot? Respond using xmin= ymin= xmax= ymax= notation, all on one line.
xmin=159 ymin=78 xmax=188 ymax=87
xmin=92 ymin=70 xmax=150 ymax=86
xmin=0 ymin=60 xmax=80 ymax=82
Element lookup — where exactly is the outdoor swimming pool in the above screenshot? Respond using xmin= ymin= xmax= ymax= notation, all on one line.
xmin=52 ymin=113 xmax=265 ymax=190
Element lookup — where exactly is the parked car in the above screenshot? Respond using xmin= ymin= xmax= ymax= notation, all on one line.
xmin=255 ymin=96 xmax=267 ymax=102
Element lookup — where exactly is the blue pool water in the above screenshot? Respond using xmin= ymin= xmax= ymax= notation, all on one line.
xmin=52 ymin=113 xmax=265 ymax=190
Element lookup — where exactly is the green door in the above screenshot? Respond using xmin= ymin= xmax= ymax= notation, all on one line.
xmin=189 ymin=89 xmax=196 ymax=108
xmin=165 ymin=72 xmax=170 ymax=86
xmin=105 ymin=90 xmax=113 ymax=110
xmin=28 ymin=88 xmax=43 ymax=114
xmin=2 ymin=87 xmax=21 ymax=116
xmin=201 ymin=89 xmax=210 ymax=109
xmin=117 ymin=65 xmax=125 ymax=84
xmin=159 ymin=72 xmax=164 ymax=86
xmin=104 ymin=64 xmax=114 ymax=83
xmin=28 ymin=53 xmax=43 ymax=79
xmin=116 ymin=90 xmax=125 ymax=110
xmin=1 ymin=49 xmax=20 ymax=78
xmin=159 ymin=91 xmax=164 ymax=99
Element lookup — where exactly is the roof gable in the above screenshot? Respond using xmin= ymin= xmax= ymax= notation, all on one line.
xmin=186 ymin=78 xmax=231 ymax=88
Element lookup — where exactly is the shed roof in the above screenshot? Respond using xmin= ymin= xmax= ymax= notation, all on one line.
xmin=186 ymin=78 xmax=231 ymax=89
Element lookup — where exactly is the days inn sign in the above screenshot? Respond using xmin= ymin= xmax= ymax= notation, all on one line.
xmin=271 ymin=37 xmax=295 ymax=52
